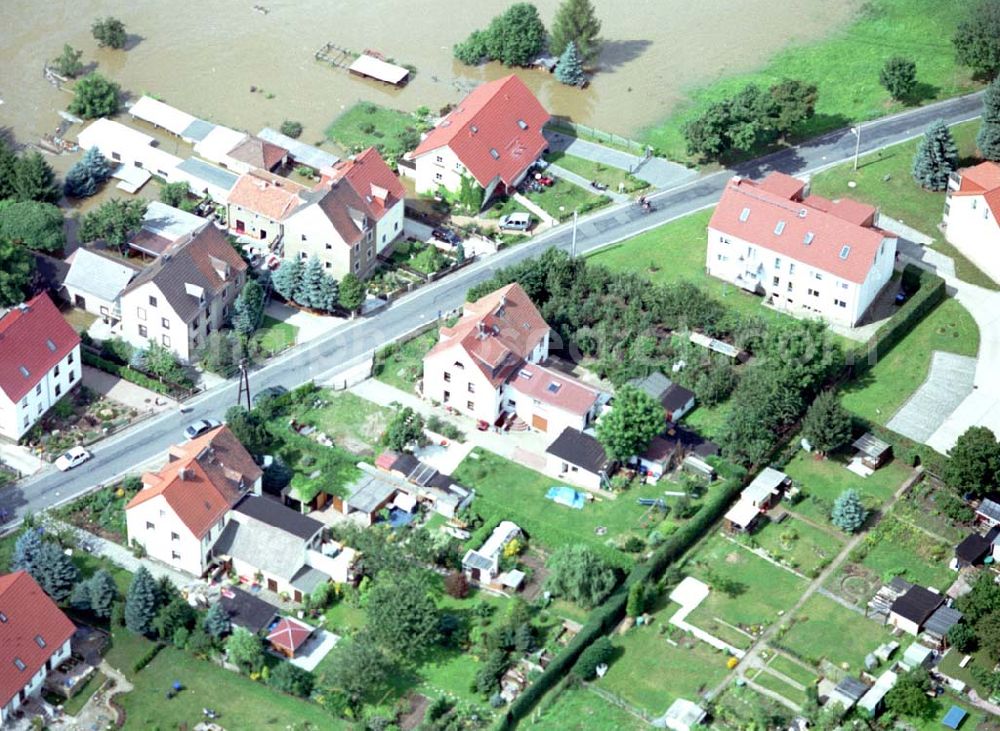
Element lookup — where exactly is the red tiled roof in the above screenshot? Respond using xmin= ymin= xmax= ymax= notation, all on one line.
xmin=0 ymin=292 xmax=80 ymax=403
xmin=758 ymin=172 xmax=806 ymax=200
xmin=227 ymin=171 xmax=307 ymax=221
xmin=412 ymin=75 xmax=549 ymax=188
xmin=0 ymin=571 xmax=76 ymax=709
xmin=227 ymin=136 xmax=288 ymax=171
xmin=326 ymin=147 xmax=405 ymax=222
xmin=375 ymin=451 xmax=400 ymax=471
xmin=507 ymin=364 xmax=599 ymax=416
xmin=954 ymin=161 xmax=1000 ymax=221
xmin=709 ymin=173 xmax=893 ymax=284
xmin=426 ymin=283 xmax=549 ymax=386
xmin=267 ymin=617 xmax=312 ymax=653
xmin=127 ymin=426 xmax=262 ymax=538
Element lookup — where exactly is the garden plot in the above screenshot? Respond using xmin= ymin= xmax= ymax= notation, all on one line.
xmin=776 ymin=594 xmax=891 ymax=672
xmin=748 ymin=515 xmax=844 ymax=577
xmin=854 ymin=515 xmax=954 ymax=592
xmin=530 ymin=685 xmax=649 ymax=731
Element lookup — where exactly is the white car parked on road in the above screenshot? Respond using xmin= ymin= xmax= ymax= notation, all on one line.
xmin=55 ymin=446 xmax=92 ymax=472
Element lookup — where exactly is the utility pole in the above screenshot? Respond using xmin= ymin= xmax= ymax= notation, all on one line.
xmin=852 ymin=123 xmax=862 ymax=171
xmin=571 ymin=210 xmax=578 ymax=258
xmin=236 ymin=359 xmax=251 ymax=410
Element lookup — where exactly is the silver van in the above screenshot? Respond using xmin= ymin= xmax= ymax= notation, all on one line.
xmin=498 ymin=212 xmax=532 ymax=232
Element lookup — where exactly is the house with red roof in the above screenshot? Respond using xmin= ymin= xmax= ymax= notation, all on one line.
xmin=0 ymin=293 xmax=81 ymax=441
xmin=284 ymin=147 xmax=405 ymax=279
xmin=944 ymin=161 xmax=1000 ymax=283
xmin=226 ymin=171 xmax=309 ymax=248
xmin=125 ymin=426 xmax=262 ymax=576
xmin=422 ymin=283 xmax=603 ymax=434
xmin=406 ymin=75 xmax=549 ymax=202
xmin=707 ymin=173 xmax=898 ymax=327
xmin=266 ymin=616 xmax=314 ymax=658
xmin=0 ymin=571 xmax=76 ymax=724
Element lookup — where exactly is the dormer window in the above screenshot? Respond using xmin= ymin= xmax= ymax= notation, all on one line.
xmin=839 ymin=245 xmax=851 ymax=259
xmin=517 ymin=120 xmax=528 ymax=130
xmin=489 ymin=148 xmax=499 ymax=160
xmin=34 ymin=635 xmax=46 ymax=648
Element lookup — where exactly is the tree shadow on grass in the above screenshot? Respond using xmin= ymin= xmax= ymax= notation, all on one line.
xmin=123 ymin=34 xmax=145 ymax=52
xmin=906 ymin=81 xmax=941 ymax=107
xmin=596 ymin=39 xmax=653 ymax=73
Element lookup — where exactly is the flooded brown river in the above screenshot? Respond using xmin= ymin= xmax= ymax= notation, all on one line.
xmin=1 ymin=0 xmax=856 ymax=152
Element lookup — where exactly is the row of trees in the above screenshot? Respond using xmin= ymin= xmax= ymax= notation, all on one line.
xmin=272 ymin=257 xmax=366 ymax=314
xmin=454 ymin=0 xmax=601 ymax=69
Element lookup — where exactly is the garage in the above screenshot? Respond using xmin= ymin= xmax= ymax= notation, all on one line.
xmin=532 ymin=414 xmax=548 ymax=432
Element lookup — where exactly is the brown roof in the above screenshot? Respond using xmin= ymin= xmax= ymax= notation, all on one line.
xmin=227 ymin=171 xmax=307 ymax=221
xmin=122 ymin=226 xmax=248 ymax=323
xmin=0 ymin=571 xmax=76 ymax=709
xmin=227 ymin=136 xmax=288 ymax=171
xmin=426 ymin=282 xmax=550 ymax=386
xmin=312 ymin=181 xmax=371 ymax=246
xmin=126 ymin=426 xmax=262 ymax=538
xmin=507 ymin=363 xmax=599 ymax=416
xmin=709 ymin=173 xmax=893 ymax=284
xmin=325 ymin=147 xmax=405 ymax=222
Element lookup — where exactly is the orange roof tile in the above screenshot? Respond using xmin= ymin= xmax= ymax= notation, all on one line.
xmin=508 ymin=364 xmax=599 ymax=416
xmin=954 ymin=161 xmax=1000 ymax=220
xmin=227 ymin=171 xmax=307 ymax=221
xmin=127 ymin=426 xmax=262 ymax=538
xmin=0 ymin=293 xmax=80 ymax=403
xmin=227 ymin=136 xmax=288 ymax=171
xmin=326 ymin=147 xmax=405 ymax=222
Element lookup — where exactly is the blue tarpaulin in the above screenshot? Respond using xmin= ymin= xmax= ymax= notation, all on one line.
xmin=546 ymin=486 xmax=586 ymax=509
xmin=942 ymin=705 xmax=967 ymax=729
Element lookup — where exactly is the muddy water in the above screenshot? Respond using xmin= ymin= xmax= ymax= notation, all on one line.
xmin=0 ymin=0 xmax=856 ymax=153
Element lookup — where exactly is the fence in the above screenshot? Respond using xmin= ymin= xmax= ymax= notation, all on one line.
xmin=545 ymin=119 xmax=648 ymax=156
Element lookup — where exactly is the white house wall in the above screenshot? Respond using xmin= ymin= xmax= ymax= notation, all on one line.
xmin=0 ymin=639 xmax=70 ymax=724
xmin=0 ymin=345 xmax=81 ymax=441
xmin=944 ymin=193 xmax=1000 ymax=284
xmin=125 ymin=493 xmax=219 ymax=576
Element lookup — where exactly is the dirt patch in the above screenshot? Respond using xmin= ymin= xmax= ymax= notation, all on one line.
xmin=363 ymin=412 xmax=390 ymax=442
xmin=725 ymin=551 xmax=741 ymax=564
xmin=398 ymin=693 xmax=429 ymax=731
xmin=835 ymin=564 xmax=879 ymax=606
xmin=519 ymin=549 xmax=548 ymax=602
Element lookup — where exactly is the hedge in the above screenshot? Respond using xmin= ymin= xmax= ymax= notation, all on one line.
xmin=847 ymin=265 xmax=945 ymax=378
xmin=83 ymin=351 xmax=173 ymax=395
xmin=132 ymin=642 xmax=164 ymax=673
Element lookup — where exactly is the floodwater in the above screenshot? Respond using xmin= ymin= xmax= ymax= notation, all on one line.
xmin=1 ymin=0 xmax=857 ymax=154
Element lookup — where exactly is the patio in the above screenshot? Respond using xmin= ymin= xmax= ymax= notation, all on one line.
xmin=287 ymin=628 xmax=340 ymax=672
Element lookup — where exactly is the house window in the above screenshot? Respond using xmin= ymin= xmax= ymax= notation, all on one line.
xmin=301 ymin=234 xmax=307 ymax=242
xmin=444 ymin=372 xmax=451 ymax=382
xmin=23 ymin=415 xmax=28 ymax=427
xmin=325 ymin=262 xmax=331 ymax=269
xmin=68 ymin=352 xmax=74 ymax=365
xmin=37 ymin=403 xmax=43 ymax=415
xmin=772 ymin=276 xmax=780 ymax=286
xmin=354 ymin=261 xmax=360 ymax=272
xmin=149 ymin=295 xmax=158 ymax=307
xmin=717 ymin=254 xmax=728 ymax=262
xmin=774 ymin=257 xmax=781 ymax=269
xmin=54 ymin=365 xmax=60 ymax=377
xmin=435 ymin=173 xmax=443 ymax=181
xmin=137 ymin=307 xmax=146 ymax=321
xmin=139 ymin=324 xmax=148 ymax=338
xmin=171 ymin=532 xmax=180 ymax=541
xmin=301 ymin=251 xmax=308 ymax=259
xmin=466 ymin=400 xmax=475 ymax=410
xmin=394 ymin=221 xmax=399 ymax=231
xmin=367 ymin=247 xmax=373 ymax=259
xmin=453 ymin=361 xmax=464 ymax=370
xmin=54 ymin=384 xmax=61 ymax=397
xmin=68 ymin=371 xmax=74 ymax=382
xmin=325 ymin=243 xmax=332 ymax=250
xmin=146 ymin=521 xmax=155 ymax=530
xmin=436 ymin=155 xmax=443 ymax=163
xmin=840 ymin=282 xmax=848 ymax=290
xmin=354 ymin=243 xmax=360 ymax=254
xmin=162 ymin=318 xmax=170 ymax=329
xmin=171 ymin=551 xmax=181 ymax=561
xmin=789 ymin=263 xmax=796 ymax=274
xmin=467 ymin=383 xmax=475 ymax=393
xmin=162 ymin=334 xmax=171 ymax=347
xmin=835 ymin=299 xmax=847 ymax=308
xmin=381 ymin=234 xmax=386 ymax=244
xmin=814 ymin=272 xmax=823 ymax=280
xmin=443 ymin=390 xmax=450 ymax=403
xmin=19 ymin=397 xmax=26 ymax=408
xmin=35 ymin=384 xmax=41 ymax=395
xmin=787 ymin=281 xmax=793 ymax=292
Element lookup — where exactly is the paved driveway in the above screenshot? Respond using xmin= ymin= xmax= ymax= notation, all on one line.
xmin=887 ymin=352 xmax=977 ymax=443
xmin=543 ymin=130 xmax=698 ymax=189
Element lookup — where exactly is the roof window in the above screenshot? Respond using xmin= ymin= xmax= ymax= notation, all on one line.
xmin=519 ymin=369 xmax=533 ymax=379
xmin=0 ymin=611 xmax=7 ymax=622
xmin=547 ymin=382 xmax=562 ymax=394
xmin=803 ymin=232 xmax=815 ymax=245
xmin=34 ymin=635 xmax=46 ymax=648
xmin=739 ymin=207 xmax=750 ymax=222
xmin=45 ymin=339 xmax=56 ymax=352
xmin=19 ymin=366 xmax=29 ymax=378
xmin=517 ymin=119 xmax=528 ymax=130
xmin=470 ymin=125 xmax=478 ymax=134
xmin=489 ymin=148 xmax=500 ymax=160
xmin=13 ymin=658 xmax=26 ymax=671
xmin=839 ymin=245 xmax=851 ymax=259
xmin=774 ymin=220 xmax=786 ymax=235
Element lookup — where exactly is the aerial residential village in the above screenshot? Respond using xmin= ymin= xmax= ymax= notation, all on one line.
xmin=4 ymin=2 xmax=1000 ymax=731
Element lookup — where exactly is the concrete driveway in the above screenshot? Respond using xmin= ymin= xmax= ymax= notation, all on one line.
xmin=543 ymin=130 xmax=698 ymax=189
xmin=887 ymin=351 xmax=977 ymax=443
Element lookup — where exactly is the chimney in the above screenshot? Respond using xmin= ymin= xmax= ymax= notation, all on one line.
xmin=178 ymin=466 xmax=191 ymax=481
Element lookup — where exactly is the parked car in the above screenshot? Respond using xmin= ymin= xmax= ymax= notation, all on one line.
xmin=894 ymin=289 xmax=909 ymax=306
xmin=431 ymin=227 xmax=461 ymax=245
xmin=184 ymin=418 xmax=222 ymax=440
xmin=534 ymin=174 xmax=555 ymax=186
xmin=498 ymin=212 xmax=532 ymax=232
xmin=55 ymin=446 xmax=92 ymax=472
xmin=252 ymin=385 xmax=288 ymax=406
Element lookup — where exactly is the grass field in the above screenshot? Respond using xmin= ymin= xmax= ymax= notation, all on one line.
xmin=642 ymin=0 xmax=980 ymax=161
xmin=682 ymin=533 xmax=807 ymax=640
xmin=840 ymin=297 xmax=980 ymax=424
xmin=118 ymin=646 xmax=341 ymax=730
xmin=326 ymin=101 xmax=420 ymax=159
xmin=765 ymin=652 xmax=817 ymax=687
xmin=544 ymin=152 xmax=649 ymax=195
xmin=255 ymin=315 xmax=298 ymax=355
xmin=858 ymin=515 xmax=954 ymax=591
xmin=373 ymin=328 xmax=438 ymax=393
xmin=530 ymin=685 xmax=649 ymax=731
xmin=525 ymin=178 xmax=611 ymax=222
xmin=777 ymin=594 xmax=891 ymax=671
xmin=294 ymin=390 xmax=394 ymax=456
xmin=783 ymin=451 xmax=909 ymax=525
xmin=749 ymin=667 xmax=809 ymax=706
xmin=599 ymin=624 xmax=730 ymax=715
xmin=749 ymin=515 xmax=844 ymax=577
xmin=681 ymin=402 xmax=731 ymax=443
xmin=808 ymin=121 xmax=995 ymax=289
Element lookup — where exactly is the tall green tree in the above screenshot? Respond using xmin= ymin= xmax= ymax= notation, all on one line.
xmin=766 ymin=79 xmax=819 ymax=137
xmin=457 ymin=174 xmax=484 ymax=211
xmin=801 ymin=390 xmax=852 ymax=455
xmin=225 ymin=626 xmax=265 ymax=672
xmin=944 ymin=426 xmax=1000 ymax=497
xmin=153 ymin=597 xmax=196 ymax=641
xmin=78 ymin=198 xmax=147 ymax=250
xmin=978 ymin=77 xmax=1000 ymax=161
xmin=224 ymin=406 xmax=271 ymax=455
xmin=124 ymin=566 xmax=160 ymax=635
xmin=338 ymin=272 xmax=366 ymax=313
xmin=831 ymin=489 xmax=868 ymax=533
xmin=596 ymin=384 xmax=664 ymax=461
xmin=12 ymin=152 xmax=60 ymax=203
xmin=0 ymin=138 xmax=17 ymax=200
xmin=11 ymin=530 xmax=44 ymax=575
xmin=30 ymin=542 xmax=80 ymax=602
xmin=272 ymin=258 xmax=303 ymax=302
xmin=0 ymin=239 xmax=34 ymax=306
xmin=382 ymin=407 xmax=426 ymax=451
xmin=64 ymin=147 xmax=112 ymax=198
xmin=91 ymin=16 xmax=127 ymax=49
xmin=203 ymin=601 xmax=231 ymax=639
xmin=954 ymin=0 xmax=1000 ymax=78
xmin=0 ymin=200 xmax=65 ymax=253
xmin=550 ymin=0 xmax=602 ymax=63
xmin=159 ymin=181 xmax=191 ymax=208
xmin=912 ymin=120 xmax=958 ymax=191
xmin=141 ymin=342 xmax=183 ymax=382
xmin=267 ymin=662 xmax=315 ymax=697
xmin=51 ymin=44 xmax=85 ymax=78
xmin=879 ymin=57 xmax=918 ymax=101
xmin=324 ymin=633 xmax=393 ymax=702
xmin=454 ymin=3 xmax=546 ymax=67
xmin=317 ymin=273 xmax=339 ymax=313
xmin=298 ymin=256 xmax=326 ymax=308
xmin=232 ymin=279 xmax=265 ymax=335
xmin=87 ymin=569 xmax=118 ymax=618
xmin=555 ymin=41 xmax=586 ymax=86
xmin=68 ymin=72 xmax=121 ymax=119
xmin=885 ymin=668 xmax=935 ymax=719
xmin=544 ymin=544 xmax=618 ymax=608
xmin=365 ymin=570 xmax=440 ymax=658
xmin=573 ymin=636 xmax=613 ymax=679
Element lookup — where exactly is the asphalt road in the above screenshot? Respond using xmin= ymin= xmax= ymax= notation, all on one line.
xmin=1 ymin=90 xmax=985 ymax=524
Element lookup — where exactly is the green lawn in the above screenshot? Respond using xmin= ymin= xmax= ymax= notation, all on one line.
xmin=749 ymin=516 xmax=844 ymax=577
xmin=858 ymin=515 xmax=954 ymax=591
xmin=777 ymin=594 xmax=891 ymax=671
xmin=642 ymin=0 xmax=980 ymax=161
xmin=531 ymin=685 xmax=650 ymax=731
xmin=374 ymin=328 xmax=438 ymax=393
xmin=681 ymin=402 xmax=731 ymax=442
xmin=893 ymin=693 xmax=987 ymax=731
xmin=325 ymin=101 xmax=421 ymax=159
xmin=118 ymin=646 xmax=341 ymax=730
xmin=525 ymin=178 xmax=612 ymax=222
xmin=783 ymin=451 xmax=909 ymax=526
xmin=765 ymin=652 xmax=817 ymax=687
xmin=293 ymin=389 xmax=394 ymax=456
xmin=255 ymin=315 xmax=298 ymax=355
xmin=682 ymin=532 xmax=807 ymax=641
xmin=938 ymin=648 xmax=994 ymax=697
xmin=390 ymin=240 xmax=453 ymax=275
xmin=599 ymin=624 xmax=731 ymax=715
xmin=840 ymin=297 xmax=980 ymax=425
xmin=453 ymin=448 xmax=707 ymax=566
xmin=748 ymin=667 xmax=808 ymax=706
xmin=59 ymin=671 xmax=104 ymax=716
xmin=808 ymin=120 xmax=996 ymax=290
xmin=480 ymin=195 xmax=533 ymax=220
xmin=544 ymin=152 xmax=649 ymax=195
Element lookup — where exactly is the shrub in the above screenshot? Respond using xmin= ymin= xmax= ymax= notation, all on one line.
xmin=132 ymin=642 xmax=164 ymax=673
xmin=573 ymin=636 xmax=613 ymax=679
xmin=280 ymin=120 xmax=303 ymax=139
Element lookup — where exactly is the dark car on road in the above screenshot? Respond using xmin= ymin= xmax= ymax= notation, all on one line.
xmin=252 ymin=385 xmax=288 ymax=406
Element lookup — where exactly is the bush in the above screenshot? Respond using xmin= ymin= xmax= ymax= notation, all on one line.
xmin=573 ymin=636 xmax=614 ymax=679
xmin=132 ymin=642 xmax=164 ymax=673
xmin=82 ymin=351 xmax=172 ymax=395
xmin=280 ymin=120 xmax=303 ymax=139
xmin=267 ymin=662 xmax=315 ymax=697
